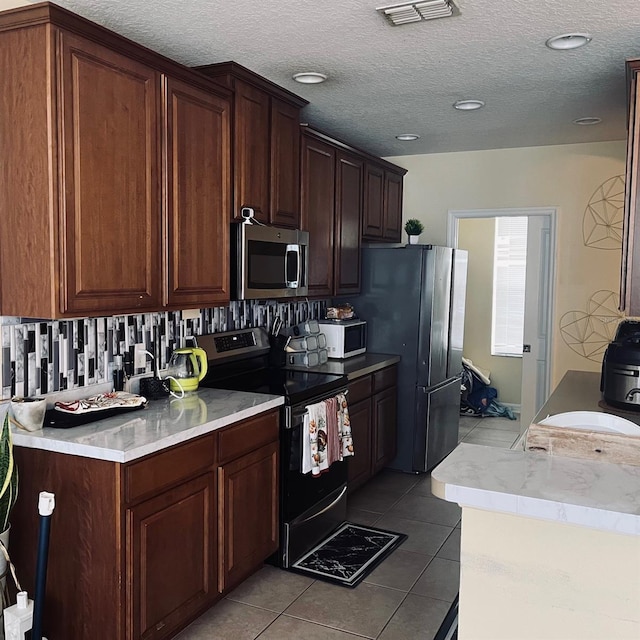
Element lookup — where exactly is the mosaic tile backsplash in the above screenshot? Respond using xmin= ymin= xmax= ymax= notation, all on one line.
xmin=0 ymin=299 xmax=327 ymax=400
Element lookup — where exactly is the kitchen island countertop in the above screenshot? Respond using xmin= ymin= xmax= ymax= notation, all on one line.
xmin=10 ymin=388 xmax=283 ymax=464
xmin=432 ymin=370 xmax=640 ymax=535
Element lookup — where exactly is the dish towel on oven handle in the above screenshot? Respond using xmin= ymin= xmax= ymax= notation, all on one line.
xmin=336 ymin=392 xmax=354 ymax=459
xmin=302 ymin=393 xmax=354 ymax=476
xmin=302 ymin=400 xmax=329 ymax=476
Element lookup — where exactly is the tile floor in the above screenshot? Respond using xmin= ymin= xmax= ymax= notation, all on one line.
xmin=176 ymin=414 xmax=521 ymax=640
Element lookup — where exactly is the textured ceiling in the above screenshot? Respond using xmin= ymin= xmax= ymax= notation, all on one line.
xmin=28 ymin=0 xmax=640 ymax=156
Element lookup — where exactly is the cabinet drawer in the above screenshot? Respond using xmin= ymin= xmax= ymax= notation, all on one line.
xmin=373 ymin=365 xmax=397 ymax=393
xmin=348 ymin=375 xmax=372 ymax=404
xmin=125 ymin=433 xmax=216 ymax=504
xmin=217 ymin=410 xmax=279 ymax=464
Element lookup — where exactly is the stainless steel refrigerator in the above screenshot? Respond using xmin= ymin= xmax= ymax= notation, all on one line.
xmin=351 ymin=245 xmax=468 ymax=473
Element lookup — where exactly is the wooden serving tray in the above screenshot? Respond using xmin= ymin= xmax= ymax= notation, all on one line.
xmin=525 ymin=422 xmax=640 ymax=466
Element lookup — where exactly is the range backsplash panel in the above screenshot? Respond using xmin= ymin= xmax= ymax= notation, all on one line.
xmin=0 ymin=299 xmax=327 ymax=400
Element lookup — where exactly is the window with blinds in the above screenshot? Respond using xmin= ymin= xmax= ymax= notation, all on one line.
xmin=491 ymin=216 xmax=528 ymax=357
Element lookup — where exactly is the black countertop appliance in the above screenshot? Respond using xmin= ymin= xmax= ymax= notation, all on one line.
xmin=601 ymin=319 xmax=640 ymax=410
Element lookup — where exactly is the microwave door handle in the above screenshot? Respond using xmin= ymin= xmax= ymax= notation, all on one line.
xmin=285 ymin=244 xmax=300 ymax=288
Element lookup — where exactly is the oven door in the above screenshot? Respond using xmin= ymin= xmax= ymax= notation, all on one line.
xmin=278 ymin=403 xmax=348 ymax=567
xmin=233 ymin=224 xmax=309 ymax=299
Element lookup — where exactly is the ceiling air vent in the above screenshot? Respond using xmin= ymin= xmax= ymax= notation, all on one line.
xmin=377 ymin=0 xmax=460 ymax=25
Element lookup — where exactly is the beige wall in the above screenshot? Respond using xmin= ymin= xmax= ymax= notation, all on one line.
xmin=386 ymin=140 xmax=626 ymax=388
xmin=458 ymin=218 xmax=522 ymax=404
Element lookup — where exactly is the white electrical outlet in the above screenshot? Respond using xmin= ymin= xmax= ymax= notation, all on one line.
xmin=134 ymin=344 xmax=147 ymax=369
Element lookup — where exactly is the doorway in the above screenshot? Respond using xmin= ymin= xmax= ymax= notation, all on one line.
xmin=447 ymin=208 xmax=556 ymax=428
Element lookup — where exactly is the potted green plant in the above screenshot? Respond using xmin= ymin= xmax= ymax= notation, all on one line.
xmin=0 ymin=412 xmax=18 ymax=534
xmin=404 ymin=218 xmax=424 ymax=244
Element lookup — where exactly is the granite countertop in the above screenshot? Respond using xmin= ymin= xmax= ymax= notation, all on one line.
xmin=285 ymin=352 xmax=400 ymax=380
xmin=10 ymin=388 xmax=283 ymax=464
xmin=432 ymin=370 xmax=640 ymax=535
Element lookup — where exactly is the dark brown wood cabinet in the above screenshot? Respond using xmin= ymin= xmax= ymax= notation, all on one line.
xmin=271 ymin=98 xmax=303 ymax=227
xmin=0 ymin=3 xmax=232 ymax=318
xmin=335 ymin=152 xmax=364 ymax=295
xmin=58 ymin=32 xmax=163 ymax=316
xmin=363 ymin=164 xmax=385 ymax=239
xmin=128 ymin=472 xmax=216 ymax=640
xmin=164 ymin=76 xmax=231 ymax=308
xmin=622 ymin=59 xmax=640 ymax=315
xmin=346 ymin=365 xmax=398 ymax=492
xmin=11 ymin=408 xmax=279 ymax=640
xmin=383 ymin=170 xmax=404 ymax=242
xmin=196 ymin=63 xmax=307 ymax=228
xmin=363 ymin=163 xmax=406 ymax=243
xmin=301 ymin=129 xmax=364 ymax=297
xmin=218 ymin=441 xmax=279 ymax=592
xmin=373 ymin=386 xmax=398 ymax=473
xmin=301 ymin=135 xmax=337 ymax=296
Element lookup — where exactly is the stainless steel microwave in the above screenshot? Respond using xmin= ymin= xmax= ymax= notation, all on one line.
xmin=232 ymin=223 xmax=309 ymax=300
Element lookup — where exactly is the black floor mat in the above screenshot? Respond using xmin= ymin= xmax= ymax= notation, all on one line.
xmin=290 ymin=522 xmax=407 ymax=588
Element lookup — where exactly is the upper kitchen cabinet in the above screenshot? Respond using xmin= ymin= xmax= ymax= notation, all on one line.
xmin=301 ymin=125 xmax=406 ymax=298
xmin=164 ymin=77 xmax=231 ymax=308
xmin=0 ymin=3 xmax=231 ymax=318
xmin=362 ymin=163 xmax=407 ymax=243
xmin=300 ymin=128 xmax=364 ymax=297
xmin=57 ymin=32 xmax=163 ymax=316
xmin=622 ymin=58 xmax=640 ymax=315
xmin=195 ymin=63 xmax=308 ymax=228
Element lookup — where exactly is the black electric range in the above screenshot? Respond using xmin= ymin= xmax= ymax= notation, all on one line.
xmin=197 ymin=327 xmax=347 ymax=406
xmin=196 ymin=326 xmax=350 ymax=568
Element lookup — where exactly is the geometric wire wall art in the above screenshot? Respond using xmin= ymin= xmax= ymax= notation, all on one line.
xmin=559 ymin=290 xmax=624 ymax=362
xmin=583 ymin=175 xmax=625 ymax=250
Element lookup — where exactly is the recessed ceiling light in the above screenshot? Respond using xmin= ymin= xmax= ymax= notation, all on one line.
xmin=292 ymin=72 xmax=328 ymax=84
xmin=396 ymin=134 xmax=420 ymax=141
xmin=453 ymin=99 xmax=485 ymax=111
xmin=573 ymin=116 xmax=602 ymax=126
xmin=545 ymin=33 xmax=592 ymax=50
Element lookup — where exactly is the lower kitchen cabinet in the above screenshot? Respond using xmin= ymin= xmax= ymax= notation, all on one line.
xmin=373 ymin=386 xmax=398 ymax=473
xmin=128 ymin=472 xmax=216 ymax=640
xmin=218 ymin=440 xmax=279 ymax=592
xmin=347 ymin=365 xmax=398 ymax=492
xmin=346 ymin=397 xmax=373 ymax=489
xmin=11 ymin=408 xmax=279 ymax=640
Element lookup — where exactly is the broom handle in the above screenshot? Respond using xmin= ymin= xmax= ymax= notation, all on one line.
xmin=32 ymin=492 xmax=55 ymax=640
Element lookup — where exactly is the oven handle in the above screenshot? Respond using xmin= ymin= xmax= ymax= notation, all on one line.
xmin=285 ymin=389 xmax=349 ymax=430
xmin=292 ymin=485 xmax=347 ymax=526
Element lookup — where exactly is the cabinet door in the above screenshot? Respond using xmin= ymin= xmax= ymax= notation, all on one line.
xmin=300 ymin=134 xmax=336 ymax=297
xmin=271 ymin=98 xmax=301 ymax=228
xmin=127 ymin=473 xmax=216 ymax=640
xmin=164 ymin=76 xmax=231 ymax=307
xmin=622 ymin=63 xmax=640 ymax=315
xmin=383 ymin=170 xmax=403 ymax=242
xmin=347 ymin=397 xmax=372 ymax=492
xmin=373 ymin=386 xmax=398 ymax=473
xmin=233 ymin=80 xmax=270 ymax=223
xmin=335 ymin=152 xmax=363 ymax=295
xmin=58 ymin=31 xmax=162 ymax=315
xmin=218 ymin=440 xmax=278 ymax=592
xmin=363 ymin=163 xmax=385 ymax=239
